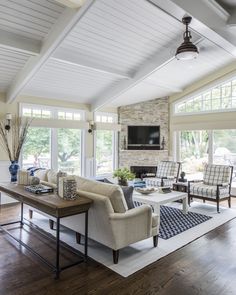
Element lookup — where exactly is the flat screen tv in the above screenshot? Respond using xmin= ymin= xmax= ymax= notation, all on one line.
xmin=128 ymin=126 xmax=160 ymax=150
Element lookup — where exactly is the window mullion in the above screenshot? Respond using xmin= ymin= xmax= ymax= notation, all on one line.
xmin=51 ymin=128 xmax=58 ymax=171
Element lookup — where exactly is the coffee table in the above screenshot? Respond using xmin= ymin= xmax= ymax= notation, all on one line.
xmin=133 ymin=190 xmax=188 ymax=216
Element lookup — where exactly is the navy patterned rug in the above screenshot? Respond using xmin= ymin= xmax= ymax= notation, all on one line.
xmin=159 ymin=205 xmax=212 ymax=240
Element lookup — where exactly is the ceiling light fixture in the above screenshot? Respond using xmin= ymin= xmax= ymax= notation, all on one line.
xmin=175 ymin=16 xmax=199 ymax=60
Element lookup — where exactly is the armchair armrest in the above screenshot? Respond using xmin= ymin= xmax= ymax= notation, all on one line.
xmin=109 ymin=205 xmax=157 ymax=250
xmin=188 ymin=180 xmax=203 ymax=183
xmin=217 ymin=182 xmax=229 ymax=187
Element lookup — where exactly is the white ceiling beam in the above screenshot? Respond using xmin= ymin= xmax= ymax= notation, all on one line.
xmin=0 ymin=30 xmax=41 ymax=56
xmin=148 ymin=0 xmax=236 ymax=56
xmin=6 ymin=0 xmax=96 ymax=103
xmin=52 ymin=48 xmax=131 ymax=78
xmin=145 ymin=78 xmax=183 ymax=93
xmin=91 ymin=46 xmax=176 ymax=111
xmin=54 ymin=0 xmax=86 ymax=9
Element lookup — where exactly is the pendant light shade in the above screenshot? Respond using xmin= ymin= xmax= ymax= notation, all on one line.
xmin=175 ymin=16 xmax=199 ymax=60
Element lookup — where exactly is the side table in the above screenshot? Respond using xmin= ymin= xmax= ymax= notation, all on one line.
xmin=173 ymin=182 xmax=188 ymax=193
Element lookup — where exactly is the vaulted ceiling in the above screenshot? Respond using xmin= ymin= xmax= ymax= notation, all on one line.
xmin=1 ymin=0 xmax=236 ymax=109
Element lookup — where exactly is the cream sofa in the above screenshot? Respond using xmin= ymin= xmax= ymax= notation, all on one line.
xmin=28 ymin=172 xmax=159 ymax=264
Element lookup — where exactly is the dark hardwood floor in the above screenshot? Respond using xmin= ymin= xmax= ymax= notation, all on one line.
xmin=1 ymin=200 xmax=236 ymax=295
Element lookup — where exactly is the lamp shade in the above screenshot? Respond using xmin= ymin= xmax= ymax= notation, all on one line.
xmin=175 ymin=41 xmax=199 ymax=60
xmin=175 ymin=16 xmax=199 ymax=60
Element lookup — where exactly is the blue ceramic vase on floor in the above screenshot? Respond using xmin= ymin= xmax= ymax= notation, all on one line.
xmin=9 ymin=161 xmax=19 ymax=183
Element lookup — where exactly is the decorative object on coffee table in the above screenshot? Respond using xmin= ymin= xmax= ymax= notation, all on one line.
xmin=0 ymin=115 xmax=31 ymax=182
xmin=135 ymin=187 xmax=157 ymax=195
xmin=58 ymin=176 xmax=78 ymax=200
xmin=113 ymin=167 xmax=135 ymax=186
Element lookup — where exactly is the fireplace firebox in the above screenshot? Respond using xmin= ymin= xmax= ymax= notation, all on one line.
xmin=130 ymin=166 xmax=157 ymax=179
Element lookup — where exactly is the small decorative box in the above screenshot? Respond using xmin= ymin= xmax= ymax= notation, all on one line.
xmin=57 ymin=171 xmax=67 ymax=193
xmin=18 ymin=170 xmax=31 ymax=185
xmin=58 ymin=176 xmax=78 ymax=200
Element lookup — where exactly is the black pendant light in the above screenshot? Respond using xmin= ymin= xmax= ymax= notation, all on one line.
xmin=175 ymin=16 xmax=199 ymax=60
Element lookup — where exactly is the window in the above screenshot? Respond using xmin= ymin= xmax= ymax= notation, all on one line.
xmin=178 ymin=129 xmax=236 ymax=183
xmin=174 ymin=77 xmax=236 ymax=115
xmin=57 ymin=129 xmax=81 ymax=175
xmin=20 ymin=103 xmax=85 ymax=121
xmin=213 ymin=130 xmax=236 ymax=180
xmin=180 ymin=130 xmax=209 ymax=178
xmin=95 ymin=130 xmax=115 ymax=175
xmin=22 ymin=105 xmax=52 ymax=119
xmin=22 ymin=127 xmax=82 ymax=175
xmin=22 ymin=127 xmax=51 ymax=169
xmin=95 ymin=112 xmax=117 ymax=123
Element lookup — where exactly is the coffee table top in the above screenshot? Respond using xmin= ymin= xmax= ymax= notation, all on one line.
xmin=133 ymin=190 xmax=187 ymax=206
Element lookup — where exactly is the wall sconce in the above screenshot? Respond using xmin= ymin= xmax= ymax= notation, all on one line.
xmin=5 ymin=113 xmax=12 ymax=132
xmin=88 ymin=120 xmax=95 ymax=133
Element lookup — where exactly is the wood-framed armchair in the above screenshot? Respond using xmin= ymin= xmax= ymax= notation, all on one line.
xmin=188 ymin=164 xmax=233 ymax=213
xmin=145 ymin=161 xmax=181 ymax=187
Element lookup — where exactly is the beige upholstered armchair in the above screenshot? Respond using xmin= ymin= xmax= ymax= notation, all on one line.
xmin=145 ymin=161 xmax=181 ymax=188
xmin=188 ymin=164 xmax=233 ymax=213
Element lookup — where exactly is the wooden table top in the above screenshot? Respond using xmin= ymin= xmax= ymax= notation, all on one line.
xmin=0 ymin=183 xmax=93 ymax=218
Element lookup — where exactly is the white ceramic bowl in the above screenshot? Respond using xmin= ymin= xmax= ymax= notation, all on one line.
xmin=135 ymin=187 xmax=157 ymax=195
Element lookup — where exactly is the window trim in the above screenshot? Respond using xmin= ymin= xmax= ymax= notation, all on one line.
xmin=94 ymin=129 xmax=117 ymax=177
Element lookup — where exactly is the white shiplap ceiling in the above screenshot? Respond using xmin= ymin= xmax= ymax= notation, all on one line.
xmin=1 ymin=0 xmax=236 ymax=108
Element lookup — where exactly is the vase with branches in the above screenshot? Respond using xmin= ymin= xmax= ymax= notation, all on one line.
xmin=0 ymin=116 xmax=31 ymax=182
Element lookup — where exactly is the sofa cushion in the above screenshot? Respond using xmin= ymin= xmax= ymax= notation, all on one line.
xmin=47 ymin=170 xmax=58 ymax=184
xmin=203 ymin=164 xmax=231 ymax=185
xmin=103 ymin=178 xmax=135 ymax=210
xmin=75 ymin=176 xmax=128 ymax=213
xmin=34 ymin=169 xmax=49 ymax=181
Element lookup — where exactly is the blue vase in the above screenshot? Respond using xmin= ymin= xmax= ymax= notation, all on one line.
xmin=9 ymin=161 xmax=20 ymax=183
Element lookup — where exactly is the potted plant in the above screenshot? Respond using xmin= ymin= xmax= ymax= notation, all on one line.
xmin=113 ymin=167 xmax=135 ymax=186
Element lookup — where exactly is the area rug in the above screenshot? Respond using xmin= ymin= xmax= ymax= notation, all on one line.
xmin=26 ymin=202 xmax=236 ymax=277
xmin=159 ymin=205 xmax=212 ymax=239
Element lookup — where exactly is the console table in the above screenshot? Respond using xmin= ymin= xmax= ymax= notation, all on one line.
xmin=0 ymin=183 xmax=92 ymax=279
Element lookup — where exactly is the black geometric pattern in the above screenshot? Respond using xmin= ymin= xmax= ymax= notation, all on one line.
xmin=159 ymin=205 xmax=212 ymax=240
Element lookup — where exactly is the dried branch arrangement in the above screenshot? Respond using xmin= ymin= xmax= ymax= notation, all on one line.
xmin=0 ymin=116 xmax=31 ymax=162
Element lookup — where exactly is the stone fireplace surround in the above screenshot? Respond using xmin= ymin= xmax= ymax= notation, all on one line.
xmin=118 ymin=97 xmax=169 ymax=169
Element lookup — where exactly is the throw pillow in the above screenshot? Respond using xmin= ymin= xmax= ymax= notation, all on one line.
xmin=103 ymin=178 xmax=135 ymax=209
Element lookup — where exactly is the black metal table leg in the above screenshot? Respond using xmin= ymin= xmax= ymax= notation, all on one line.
xmin=20 ymin=202 xmax=24 ymax=227
xmin=84 ymin=210 xmax=88 ymax=261
xmin=55 ymin=217 xmax=60 ymax=279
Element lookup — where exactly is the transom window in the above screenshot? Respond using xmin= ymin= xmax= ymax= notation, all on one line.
xmin=20 ymin=104 xmax=85 ymax=121
xmin=174 ymin=77 xmax=236 ymax=115
xmin=95 ymin=112 xmax=117 ymax=123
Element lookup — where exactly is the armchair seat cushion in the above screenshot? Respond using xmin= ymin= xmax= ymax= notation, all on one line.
xmin=145 ymin=178 xmax=174 ymax=187
xmin=190 ymin=182 xmax=229 ymax=199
